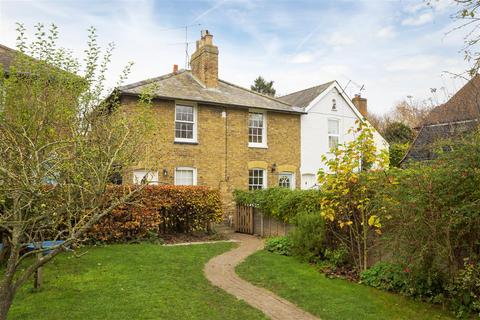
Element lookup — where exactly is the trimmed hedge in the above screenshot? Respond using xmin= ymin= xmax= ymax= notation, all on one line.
xmin=88 ymin=185 xmax=223 ymax=242
xmin=233 ymin=188 xmax=322 ymax=222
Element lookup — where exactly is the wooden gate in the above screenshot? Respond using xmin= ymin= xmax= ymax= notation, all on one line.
xmin=235 ymin=205 xmax=254 ymax=234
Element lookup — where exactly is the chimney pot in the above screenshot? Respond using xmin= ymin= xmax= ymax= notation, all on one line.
xmin=352 ymin=94 xmax=368 ymax=118
xmin=173 ymin=64 xmax=178 ymax=74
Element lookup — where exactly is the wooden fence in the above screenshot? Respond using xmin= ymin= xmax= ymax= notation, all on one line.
xmin=234 ymin=204 xmax=294 ymax=237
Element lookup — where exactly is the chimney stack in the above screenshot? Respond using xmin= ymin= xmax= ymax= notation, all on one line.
xmin=352 ymin=94 xmax=368 ymax=118
xmin=173 ymin=64 xmax=179 ymax=74
xmin=190 ymin=30 xmax=219 ymax=88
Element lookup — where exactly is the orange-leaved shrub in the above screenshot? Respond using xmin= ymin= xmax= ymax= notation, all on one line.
xmin=88 ymin=185 xmax=223 ymax=242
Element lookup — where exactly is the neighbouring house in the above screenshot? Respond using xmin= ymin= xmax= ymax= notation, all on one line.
xmin=116 ymin=30 xmax=303 ymax=213
xmin=0 ymin=44 xmax=15 ymax=73
xmin=279 ymin=82 xmax=389 ymax=189
xmin=402 ymin=75 xmax=480 ymax=163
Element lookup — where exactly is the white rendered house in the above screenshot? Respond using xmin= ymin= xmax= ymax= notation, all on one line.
xmin=279 ymin=81 xmax=388 ymax=190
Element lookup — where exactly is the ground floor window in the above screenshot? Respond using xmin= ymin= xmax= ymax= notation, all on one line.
xmin=133 ymin=170 xmax=158 ymax=185
xmin=175 ymin=167 xmax=197 ymax=185
xmin=278 ymin=172 xmax=295 ymax=189
xmin=248 ymin=169 xmax=266 ymax=190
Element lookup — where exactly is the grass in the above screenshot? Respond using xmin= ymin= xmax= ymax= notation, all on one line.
xmin=237 ymin=250 xmax=454 ymax=320
xmin=8 ymin=242 xmax=267 ymax=320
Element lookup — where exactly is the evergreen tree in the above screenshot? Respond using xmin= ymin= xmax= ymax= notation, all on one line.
xmin=251 ymin=76 xmax=276 ymax=97
xmin=383 ymin=121 xmax=414 ymax=144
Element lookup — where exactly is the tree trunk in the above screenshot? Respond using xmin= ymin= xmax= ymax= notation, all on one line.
xmin=34 ymin=267 xmax=43 ymax=290
xmin=33 ymin=246 xmax=43 ymax=290
xmin=34 ymin=252 xmax=43 ymax=290
xmin=0 ymin=285 xmax=14 ymax=320
xmin=363 ymin=211 xmax=368 ymax=271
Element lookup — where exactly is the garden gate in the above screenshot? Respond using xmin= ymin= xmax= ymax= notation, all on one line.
xmin=235 ymin=205 xmax=254 ymax=234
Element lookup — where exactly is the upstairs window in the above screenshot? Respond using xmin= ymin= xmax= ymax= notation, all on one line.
xmin=174 ymin=167 xmax=197 ymax=186
xmin=248 ymin=111 xmax=267 ymax=148
xmin=175 ymin=104 xmax=197 ymax=142
xmin=248 ymin=169 xmax=266 ymax=190
xmin=133 ymin=170 xmax=158 ymax=185
xmin=328 ymin=119 xmax=339 ymax=150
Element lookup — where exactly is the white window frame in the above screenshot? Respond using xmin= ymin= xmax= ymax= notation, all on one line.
xmin=248 ymin=109 xmax=267 ymax=148
xmin=174 ymin=167 xmax=197 ymax=186
xmin=278 ymin=172 xmax=295 ymax=190
xmin=328 ymin=118 xmax=340 ymax=151
xmin=174 ymin=102 xmax=198 ymax=143
xmin=248 ymin=168 xmax=267 ymax=190
xmin=133 ymin=170 xmax=159 ymax=185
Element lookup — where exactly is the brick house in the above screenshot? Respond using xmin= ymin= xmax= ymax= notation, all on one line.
xmin=116 ymin=31 xmax=303 ymax=213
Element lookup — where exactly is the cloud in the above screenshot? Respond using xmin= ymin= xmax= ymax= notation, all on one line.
xmin=0 ymin=0 xmax=470 ymax=115
xmin=291 ymin=52 xmax=315 ymax=64
xmin=401 ymin=12 xmax=434 ymax=26
xmin=404 ymin=2 xmax=426 ymax=14
xmin=192 ymin=0 xmax=225 ymax=23
xmin=324 ymin=32 xmax=355 ymax=46
xmin=385 ymin=55 xmax=440 ymax=72
xmin=376 ymin=26 xmax=396 ymax=39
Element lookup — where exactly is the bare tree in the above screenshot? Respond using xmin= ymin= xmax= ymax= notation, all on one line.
xmin=0 ymin=24 xmax=156 ymax=319
xmin=445 ymin=0 xmax=480 ymax=76
xmin=388 ymin=100 xmax=432 ymax=128
xmin=368 ymin=99 xmax=432 ymax=135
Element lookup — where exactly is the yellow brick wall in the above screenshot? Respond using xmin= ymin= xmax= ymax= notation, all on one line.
xmin=121 ymin=95 xmax=301 ymax=216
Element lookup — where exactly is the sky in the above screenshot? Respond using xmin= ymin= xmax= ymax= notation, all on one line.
xmin=0 ymin=0 xmax=473 ymax=115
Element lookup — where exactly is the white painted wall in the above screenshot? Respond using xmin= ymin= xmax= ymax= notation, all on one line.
xmin=300 ymin=84 xmax=388 ymax=190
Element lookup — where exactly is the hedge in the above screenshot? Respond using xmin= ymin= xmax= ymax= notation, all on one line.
xmin=88 ymin=185 xmax=223 ymax=242
xmin=233 ymin=188 xmax=322 ymax=223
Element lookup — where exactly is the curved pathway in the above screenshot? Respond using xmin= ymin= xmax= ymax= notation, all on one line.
xmin=204 ymin=232 xmax=319 ymax=320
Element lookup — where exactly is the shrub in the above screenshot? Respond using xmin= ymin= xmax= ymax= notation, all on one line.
xmin=87 ymin=185 xmax=223 ymax=242
xmin=233 ymin=188 xmax=322 ymax=222
xmin=380 ymin=131 xmax=480 ymax=295
xmin=402 ymin=268 xmax=446 ymax=301
xmin=289 ymin=212 xmax=326 ymax=262
xmin=264 ymin=236 xmax=292 ymax=256
xmin=323 ymin=246 xmax=349 ymax=268
xmin=447 ymin=259 xmax=480 ymax=318
xmin=389 ymin=142 xmax=410 ymax=167
xmin=361 ymin=263 xmax=446 ymax=302
xmin=360 ymin=262 xmax=408 ymax=293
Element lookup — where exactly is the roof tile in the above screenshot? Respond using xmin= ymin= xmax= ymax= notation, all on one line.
xmin=118 ymin=70 xmax=304 ymax=114
xmin=278 ymin=81 xmax=334 ymax=109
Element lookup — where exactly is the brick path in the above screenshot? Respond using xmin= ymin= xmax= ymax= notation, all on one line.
xmin=204 ymin=232 xmax=319 ymax=320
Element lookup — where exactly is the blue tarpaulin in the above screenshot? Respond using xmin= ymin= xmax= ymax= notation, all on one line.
xmin=26 ymin=240 xmax=67 ymax=254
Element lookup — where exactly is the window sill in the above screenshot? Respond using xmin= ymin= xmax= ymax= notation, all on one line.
xmin=248 ymin=143 xmax=268 ymax=149
xmin=174 ymin=140 xmax=198 ymax=145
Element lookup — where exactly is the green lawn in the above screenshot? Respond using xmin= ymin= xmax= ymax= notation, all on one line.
xmin=237 ymin=250 xmax=454 ymax=320
xmin=8 ymin=243 xmax=267 ymax=320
